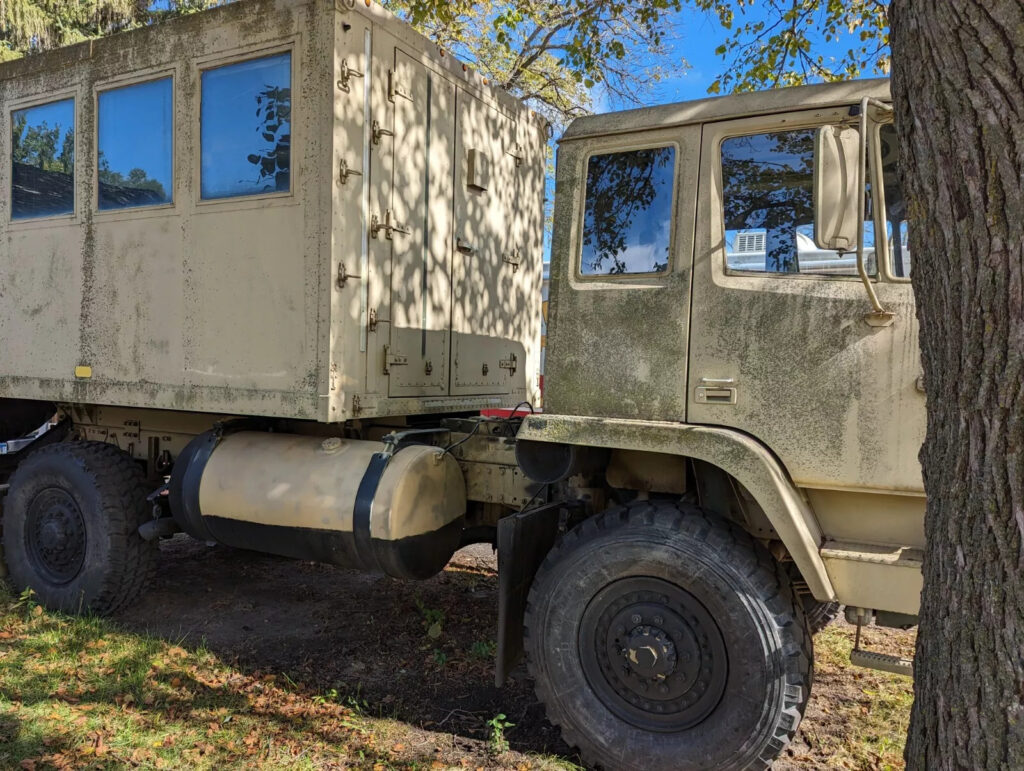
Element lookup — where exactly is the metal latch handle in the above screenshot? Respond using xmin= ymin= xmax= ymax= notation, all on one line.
xmin=372 ymin=119 xmax=394 ymax=145
xmin=337 ymin=59 xmax=364 ymax=92
xmin=456 ymin=237 xmax=476 ymax=255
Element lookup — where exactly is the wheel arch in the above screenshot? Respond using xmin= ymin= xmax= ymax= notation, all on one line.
xmin=516 ymin=413 xmax=835 ymax=601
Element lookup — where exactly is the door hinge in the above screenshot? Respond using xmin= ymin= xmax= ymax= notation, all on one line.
xmin=338 ymin=156 xmax=362 ymax=185
xmin=502 ymin=248 xmax=521 ymax=272
xmin=383 ymin=345 xmax=409 ymax=374
xmin=505 ymin=141 xmax=525 ymax=167
xmin=336 ymin=58 xmax=364 ymax=92
xmin=388 ymin=69 xmax=412 ymax=101
xmin=499 ymin=354 xmax=517 ymax=375
xmin=371 ymin=209 xmax=409 ymax=239
xmin=336 ymin=261 xmax=361 ymax=288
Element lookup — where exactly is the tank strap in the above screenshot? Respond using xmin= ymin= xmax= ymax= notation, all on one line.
xmin=352 ymin=451 xmax=391 ymax=573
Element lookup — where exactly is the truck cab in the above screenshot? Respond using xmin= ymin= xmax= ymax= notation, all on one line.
xmin=514 ymin=78 xmax=923 ymax=769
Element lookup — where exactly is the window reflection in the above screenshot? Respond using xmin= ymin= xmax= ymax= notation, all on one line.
xmin=11 ymin=99 xmax=75 ymax=220
xmin=722 ymin=129 xmax=875 ymax=276
xmin=201 ymin=53 xmax=291 ymax=200
xmin=98 ymin=78 xmax=173 ymax=210
xmin=580 ymin=146 xmax=675 ymax=276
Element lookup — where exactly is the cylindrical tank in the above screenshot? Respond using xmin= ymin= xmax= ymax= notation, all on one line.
xmin=168 ymin=430 xmax=466 ymax=579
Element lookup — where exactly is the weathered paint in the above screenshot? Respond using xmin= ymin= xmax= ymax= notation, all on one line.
xmin=540 ymin=79 xmax=927 ymax=613
xmin=0 ymin=0 xmax=544 ymax=423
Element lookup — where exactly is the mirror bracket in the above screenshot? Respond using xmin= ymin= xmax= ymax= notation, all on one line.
xmin=856 ymin=97 xmax=896 ymax=326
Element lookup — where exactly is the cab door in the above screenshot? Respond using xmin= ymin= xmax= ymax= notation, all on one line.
xmin=384 ymin=50 xmax=456 ymax=397
xmin=686 ymin=109 xmax=924 ymax=494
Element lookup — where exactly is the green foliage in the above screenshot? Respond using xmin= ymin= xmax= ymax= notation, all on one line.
xmin=0 ymin=0 xmax=220 ymax=58
xmin=413 ymin=596 xmax=444 ymax=639
xmin=470 ymin=639 xmax=497 ymax=659
xmin=485 ymin=712 xmax=514 ymax=754
xmin=383 ymin=0 xmax=686 ymax=127
xmin=696 ymin=0 xmax=890 ymax=94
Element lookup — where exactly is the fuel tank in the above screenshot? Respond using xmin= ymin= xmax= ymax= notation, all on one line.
xmin=168 ymin=430 xmax=466 ymax=579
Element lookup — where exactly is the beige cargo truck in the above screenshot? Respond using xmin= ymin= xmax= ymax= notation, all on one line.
xmin=0 ymin=0 xmax=923 ymax=767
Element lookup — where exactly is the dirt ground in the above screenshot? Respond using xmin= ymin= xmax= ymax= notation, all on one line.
xmin=113 ymin=536 xmax=915 ymax=769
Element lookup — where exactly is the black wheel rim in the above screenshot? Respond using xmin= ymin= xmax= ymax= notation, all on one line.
xmin=579 ymin=576 xmax=728 ymax=732
xmin=24 ymin=487 xmax=87 ymax=584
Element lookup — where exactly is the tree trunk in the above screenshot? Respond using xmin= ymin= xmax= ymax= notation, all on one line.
xmin=889 ymin=3 xmax=1024 ymax=768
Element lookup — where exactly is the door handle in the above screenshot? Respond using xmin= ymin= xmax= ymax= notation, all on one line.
xmin=695 ymin=377 xmax=737 ymax=405
xmin=456 ymin=237 xmax=476 ymax=255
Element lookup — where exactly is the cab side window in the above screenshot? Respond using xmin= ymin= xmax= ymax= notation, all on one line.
xmin=722 ymin=129 xmax=875 ymax=277
xmin=878 ymin=123 xmax=911 ymax=277
xmin=580 ymin=145 xmax=675 ymax=276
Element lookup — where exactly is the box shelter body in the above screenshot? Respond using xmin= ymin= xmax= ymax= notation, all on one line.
xmin=0 ymin=0 xmax=545 ymax=423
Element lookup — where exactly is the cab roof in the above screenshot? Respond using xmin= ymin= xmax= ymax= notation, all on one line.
xmin=561 ymin=78 xmax=891 ymax=142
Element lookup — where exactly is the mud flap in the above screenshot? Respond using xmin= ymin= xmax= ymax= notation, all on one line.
xmin=495 ymin=502 xmax=563 ymax=686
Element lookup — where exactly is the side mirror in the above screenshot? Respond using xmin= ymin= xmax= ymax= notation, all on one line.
xmin=813 ymin=125 xmax=860 ymax=251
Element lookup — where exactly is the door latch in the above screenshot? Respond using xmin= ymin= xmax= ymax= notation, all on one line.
xmin=371 ymin=210 xmax=409 ymax=239
xmin=336 ymin=262 xmax=361 ymax=288
xmin=338 ymin=156 xmax=362 ymax=185
xmin=372 ymin=119 xmax=394 ymax=145
xmin=456 ymin=236 xmax=476 ymax=255
xmin=336 ymin=59 xmax=364 ymax=92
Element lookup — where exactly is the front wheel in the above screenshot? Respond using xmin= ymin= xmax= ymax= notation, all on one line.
xmin=525 ymin=502 xmax=812 ymax=771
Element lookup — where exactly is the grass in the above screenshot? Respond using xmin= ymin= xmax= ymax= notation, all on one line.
xmin=0 ymin=580 xmax=914 ymax=771
xmin=0 ymin=587 xmax=465 ymax=770
xmin=791 ymin=622 xmax=915 ymax=770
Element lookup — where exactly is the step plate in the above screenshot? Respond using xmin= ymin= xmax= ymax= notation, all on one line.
xmin=850 ymin=648 xmax=914 ymax=677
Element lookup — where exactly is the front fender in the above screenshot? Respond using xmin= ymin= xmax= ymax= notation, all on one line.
xmin=516 ymin=413 xmax=835 ymax=601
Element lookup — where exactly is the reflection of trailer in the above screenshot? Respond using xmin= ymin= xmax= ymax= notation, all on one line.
xmin=726 ymin=229 xmax=879 ymax=274
xmin=1 ymin=4 xmax=925 ymax=767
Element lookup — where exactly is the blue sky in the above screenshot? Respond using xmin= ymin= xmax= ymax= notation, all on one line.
xmin=597 ymin=4 xmax=889 ymax=110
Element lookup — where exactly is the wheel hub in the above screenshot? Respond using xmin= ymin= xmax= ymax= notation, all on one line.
xmin=580 ymin=576 xmax=728 ymax=732
xmin=625 ymin=624 xmax=677 ymax=679
xmin=25 ymin=488 xmax=87 ymax=584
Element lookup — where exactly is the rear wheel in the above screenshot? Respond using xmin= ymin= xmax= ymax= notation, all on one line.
xmin=2 ymin=442 xmax=156 ymax=614
xmin=525 ymin=501 xmax=812 ymax=771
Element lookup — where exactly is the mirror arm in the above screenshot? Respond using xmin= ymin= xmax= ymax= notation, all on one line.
xmin=857 ymin=97 xmax=896 ymax=327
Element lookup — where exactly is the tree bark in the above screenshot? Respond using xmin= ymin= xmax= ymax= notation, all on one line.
xmin=890 ymin=3 xmax=1024 ymax=768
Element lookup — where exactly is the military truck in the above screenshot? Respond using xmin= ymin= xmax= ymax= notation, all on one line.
xmin=0 ymin=0 xmax=923 ymax=767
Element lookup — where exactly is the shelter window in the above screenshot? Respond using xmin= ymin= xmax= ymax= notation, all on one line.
xmin=722 ymin=129 xmax=876 ymax=277
xmin=11 ymin=98 xmax=76 ymax=220
xmin=579 ymin=146 xmax=675 ymax=276
xmin=200 ymin=52 xmax=291 ymax=200
xmin=98 ymin=78 xmax=174 ymax=210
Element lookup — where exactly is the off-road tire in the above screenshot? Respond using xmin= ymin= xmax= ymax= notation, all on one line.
xmin=0 ymin=398 xmax=55 ymax=442
xmin=524 ymin=501 xmax=812 ymax=771
xmin=803 ymin=599 xmax=841 ymax=634
xmin=2 ymin=441 xmax=157 ymax=614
